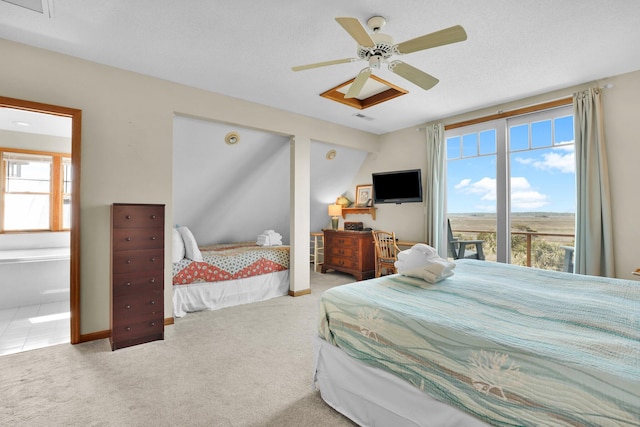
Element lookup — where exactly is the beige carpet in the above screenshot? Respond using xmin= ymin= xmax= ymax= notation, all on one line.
xmin=0 ymin=268 xmax=359 ymax=426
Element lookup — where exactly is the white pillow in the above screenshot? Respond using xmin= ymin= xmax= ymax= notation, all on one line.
xmin=177 ymin=226 xmax=203 ymax=261
xmin=171 ymin=228 xmax=186 ymax=263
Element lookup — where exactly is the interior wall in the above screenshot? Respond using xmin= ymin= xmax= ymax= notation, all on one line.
xmin=173 ymin=116 xmax=291 ymax=244
xmin=310 ymin=141 xmax=368 ymax=232
xmin=0 ymin=38 xmax=379 ymax=336
xmin=349 ymin=127 xmax=428 ymax=241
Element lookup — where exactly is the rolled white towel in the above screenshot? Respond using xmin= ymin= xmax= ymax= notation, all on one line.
xmin=395 ymin=248 xmax=439 ymax=272
xmin=257 ymin=233 xmax=270 ymax=246
xmin=396 ymin=252 xmax=456 ymax=283
xmin=411 ymin=243 xmax=439 ymax=258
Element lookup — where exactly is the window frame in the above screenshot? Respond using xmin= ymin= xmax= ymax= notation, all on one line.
xmin=1 ymin=147 xmax=71 ymax=233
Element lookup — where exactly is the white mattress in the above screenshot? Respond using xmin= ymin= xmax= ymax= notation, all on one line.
xmin=313 ymin=335 xmax=489 ymax=427
xmin=173 ymin=270 xmax=289 ymax=317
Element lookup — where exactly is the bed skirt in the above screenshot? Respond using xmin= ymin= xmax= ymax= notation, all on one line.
xmin=173 ymin=270 xmax=289 ymax=317
xmin=313 ymin=335 xmax=488 ymax=427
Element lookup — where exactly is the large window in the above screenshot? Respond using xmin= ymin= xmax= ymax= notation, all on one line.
xmin=446 ymin=105 xmax=575 ymax=270
xmin=1 ymin=150 xmax=71 ymax=232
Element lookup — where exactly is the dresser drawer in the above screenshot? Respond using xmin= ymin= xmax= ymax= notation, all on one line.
xmin=112 ymin=249 xmax=163 ymax=273
xmin=112 ymin=204 xmax=164 ymax=229
xmin=326 ymin=235 xmax=359 ymax=248
xmin=324 ymin=255 xmax=360 ymax=270
xmin=112 ymin=292 xmax=163 ymax=321
xmin=112 ymin=271 xmax=163 ymax=297
xmin=111 ymin=316 xmax=164 ymax=341
xmin=112 ymin=228 xmax=164 ymax=251
xmin=327 ymin=246 xmax=358 ymax=258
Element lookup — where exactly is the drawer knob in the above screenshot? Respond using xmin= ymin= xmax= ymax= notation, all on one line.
xmin=126 ymin=259 xmax=132 ymax=264
xmin=126 ymin=215 xmax=131 ymax=220
xmin=151 ymin=215 xmax=157 ymax=220
xmin=125 ymin=304 xmax=131 ymax=309
xmin=126 ymin=237 xmax=132 ymax=241
xmin=150 ymin=257 xmax=156 ymax=262
xmin=125 ymin=282 xmax=131 ymax=287
xmin=151 ymin=236 xmax=156 ymax=240
xmin=125 ymin=327 xmax=131 ymax=332
xmin=150 ymin=278 xmax=156 ymax=283
xmin=150 ymin=300 xmax=155 ymax=305
xmin=150 ymin=322 xmax=156 ymax=327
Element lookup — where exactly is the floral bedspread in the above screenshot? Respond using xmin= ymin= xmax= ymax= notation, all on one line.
xmin=318 ymin=260 xmax=640 ymax=426
xmin=172 ymin=242 xmax=289 ymax=285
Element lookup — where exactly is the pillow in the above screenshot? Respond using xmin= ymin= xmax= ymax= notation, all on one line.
xmin=177 ymin=226 xmax=203 ymax=261
xmin=171 ymin=228 xmax=185 ymax=263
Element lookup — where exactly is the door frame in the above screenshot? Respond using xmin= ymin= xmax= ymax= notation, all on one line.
xmin=0 ymin=96 xmax=81 ymax=344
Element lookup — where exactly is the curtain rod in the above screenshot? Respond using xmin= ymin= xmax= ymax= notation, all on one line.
xmin=417 ymin=83 xmax=613 ymax=132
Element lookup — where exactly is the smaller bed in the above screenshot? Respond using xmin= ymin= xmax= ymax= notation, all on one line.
xmin=172 ymin=242 xmax=290 ymax=317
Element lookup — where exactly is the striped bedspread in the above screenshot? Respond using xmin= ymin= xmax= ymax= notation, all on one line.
xmin=318 ymin=260 xmax=640 ymax=426
xmin=172 ymin=242 xmax=289 ymax=285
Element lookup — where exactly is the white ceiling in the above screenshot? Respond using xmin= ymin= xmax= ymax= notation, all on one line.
xmin=1 ymin=0 xmax=640 ymax=135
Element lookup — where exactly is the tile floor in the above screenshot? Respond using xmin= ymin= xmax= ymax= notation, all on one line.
xmin=0 ymin=300 xmax=70 ymax=356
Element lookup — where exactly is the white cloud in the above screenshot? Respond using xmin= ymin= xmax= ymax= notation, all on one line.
xmin=518 ymin=146 xmax=575 ymax=173
xmin=454 ymin=176 xmax=549 ymax=211
xmin=454 ymin=178 xmax=471 ymax=189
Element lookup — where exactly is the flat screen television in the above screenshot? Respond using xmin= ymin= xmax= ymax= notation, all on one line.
xmin=372 ymin=169 xmax=423 ymax=204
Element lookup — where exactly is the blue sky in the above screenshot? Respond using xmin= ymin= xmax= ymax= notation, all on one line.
xmin=446 ymin=115 xmax=576 ymax=214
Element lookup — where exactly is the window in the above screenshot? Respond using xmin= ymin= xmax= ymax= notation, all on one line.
xmin=1 ymin=150 xmax=71 ymax=232
xmin=446 ymin=105 xmax=575 ymax=270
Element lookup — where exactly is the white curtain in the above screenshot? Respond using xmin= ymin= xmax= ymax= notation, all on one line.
xmin=425 ymin=123 xmax=446 ymax=256
xmin=573 ymin=87 xmax=615 ymax=277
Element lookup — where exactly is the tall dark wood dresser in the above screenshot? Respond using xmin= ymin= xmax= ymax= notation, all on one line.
xmin=321 ymin=229 xmax=375 ymax=281
xmin=110 ymin=203 xmax=165 ymax=350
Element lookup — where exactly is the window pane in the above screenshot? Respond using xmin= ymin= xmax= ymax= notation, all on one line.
xmin=63 ymin=161 xmax=72 ymax=194
xmin=5 ymin=157 xmax=51 ymax=193
xmin=479 ymin=129 xmax=496 ymax=155
xmin=554 ymin=115 xmax=574 ymax=145
xmin=447 ymin=136 xmax=461 ymax=159
xmin=462 ymin=133 xmax=478 ymax=157
xmin=531 ymin=120 xmax=552 ymax=148
xmin=4 ymin=194 xmax=50 ymax=230
xmin=509 ymin=124 xmax=529 ymax=151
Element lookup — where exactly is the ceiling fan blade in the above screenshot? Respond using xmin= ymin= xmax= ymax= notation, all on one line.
xmin=335 ymin=17 xmax=375 ymax=48
xmin=345 ymin=69 xmax=372 ymax=98
xmin=388 ymin=61 xmax=439 ymax=90
xmin=291 ymin=58 xmax=356 ymax=72
xmin=396 ymin=25 xmax=467 ymax=54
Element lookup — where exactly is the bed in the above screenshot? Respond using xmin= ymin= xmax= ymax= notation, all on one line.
xmin=314 ymin=259 xmax=640 ymax=426
xmin=172 ymin=242 xmax=290 ymax=317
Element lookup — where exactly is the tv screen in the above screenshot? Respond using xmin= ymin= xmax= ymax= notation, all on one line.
xmin=372 ymin=169 xmax=423 ymax=204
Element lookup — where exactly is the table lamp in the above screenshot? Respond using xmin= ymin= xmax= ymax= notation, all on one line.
xmin=328 ymin=204 xmax=342 ymax=230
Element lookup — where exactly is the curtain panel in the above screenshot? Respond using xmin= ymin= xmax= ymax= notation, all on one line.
xmin=425 ymin=123 xmax=446 ymax=256
xmin=573 ymin=87 xmax=615 ymax=277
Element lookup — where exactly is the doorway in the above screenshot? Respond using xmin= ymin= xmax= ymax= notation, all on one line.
xmin=0 ymin=96 xmax=81 ymax=353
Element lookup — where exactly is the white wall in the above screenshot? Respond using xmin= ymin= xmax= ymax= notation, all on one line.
xmin=0 ymin=38 xmax=379 ymax=336
xmin=173 ymin=116 xmax=291 ymax=244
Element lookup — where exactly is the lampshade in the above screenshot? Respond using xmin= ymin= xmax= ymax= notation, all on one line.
xmin=328 ymin=204 xmax=342 ymax=217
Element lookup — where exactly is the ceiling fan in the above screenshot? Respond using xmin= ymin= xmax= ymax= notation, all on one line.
xmin=292 ymin=16 xmax=467 ymax=99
